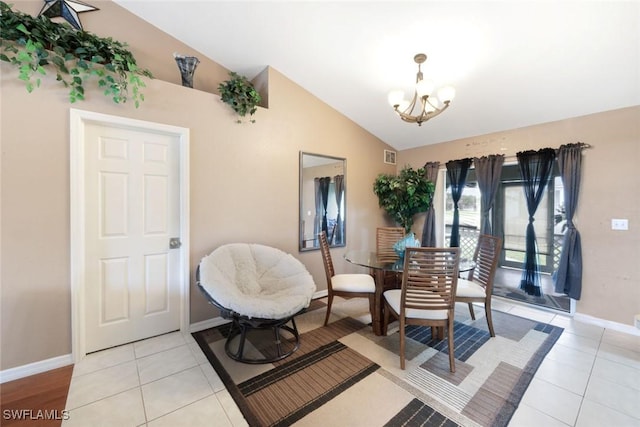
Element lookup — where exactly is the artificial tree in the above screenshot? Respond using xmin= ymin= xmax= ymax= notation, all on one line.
xmin=373 ymin=166 xmax=435 ymax=233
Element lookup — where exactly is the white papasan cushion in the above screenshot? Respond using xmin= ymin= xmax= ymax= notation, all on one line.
xmin=199 ymin=243 xmax=316 ymax=319
xmin=456 ymin=278 xmax=487 ymax=298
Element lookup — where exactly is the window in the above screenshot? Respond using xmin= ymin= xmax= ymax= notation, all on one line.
xmin=448 ymin=166 xmax=565 ymax=264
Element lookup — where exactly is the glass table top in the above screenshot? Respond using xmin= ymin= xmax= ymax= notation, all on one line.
xmin=344 ymin=250 xmax=475 ymax=273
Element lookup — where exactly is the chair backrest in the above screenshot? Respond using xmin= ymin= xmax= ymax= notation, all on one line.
xmin=468 ymin=234 xmax=502 ymax=292
xmin=318 ymin=231 xmax=335 ymax=289
xmin=376 ymin=227 xmax=405 ymax=262
xmin=401 ymin=247 xmax=460 ymax=313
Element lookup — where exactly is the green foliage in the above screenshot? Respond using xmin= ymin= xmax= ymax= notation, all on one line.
xmin=373 ymin=166 xmax=435 ymax=233
xmin=218 ymin=71 xmax=262 ymax=123
xmin=0 ymin=1 xmax=153 ymax=107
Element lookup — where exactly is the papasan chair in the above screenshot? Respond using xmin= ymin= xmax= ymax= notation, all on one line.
xmin=197 ymin=243 xmax=316 ymax=364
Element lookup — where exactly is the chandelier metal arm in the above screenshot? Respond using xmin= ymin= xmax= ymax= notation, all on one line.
xmin=394 ymin=98 xmax=451 ymax=126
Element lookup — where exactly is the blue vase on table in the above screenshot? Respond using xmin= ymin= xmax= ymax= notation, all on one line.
xmin=393 ymin=233 xmax=421 ymax=259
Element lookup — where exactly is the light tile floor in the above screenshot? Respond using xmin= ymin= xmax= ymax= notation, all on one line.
xmin=62 ymin=298 xmax=640 ymax=427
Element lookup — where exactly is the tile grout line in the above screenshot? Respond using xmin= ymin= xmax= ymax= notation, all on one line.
xmin=569 ymin=324 xmax=605 ymax=426
xmin=135 ymin=346 xmax=150 ymax=424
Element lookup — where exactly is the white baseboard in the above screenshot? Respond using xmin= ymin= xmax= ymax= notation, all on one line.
xmin=0 ymin=354 xmax=73 ymax=384
xmin=313 ymin=289 xmax=328 ymax=299
xmin=574 ymin=312 xmax=640 ymax=336
xmin=189 ymin=317 xmax=231 ymax=333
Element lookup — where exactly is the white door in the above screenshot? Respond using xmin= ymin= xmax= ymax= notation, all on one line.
xmin=83 ymin=122 xmax=181 ymax=353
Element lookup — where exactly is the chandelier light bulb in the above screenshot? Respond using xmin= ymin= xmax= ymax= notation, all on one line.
xmin=437 ymin=86 xmax=456 ymax=103
xmin=416 ymin=79 xmax=434 ymax=97
xmin=387 ymin=90 xmax=405 ymax=107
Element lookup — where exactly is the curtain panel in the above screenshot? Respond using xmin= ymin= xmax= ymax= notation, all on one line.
xmin=474 ymin=155 xmax=505 ymax=236
xmin=334 ymin=174 xmax=344 ymax=245
xmin=554 ymin=144 xmax=584 ymax=299
xmin=319 ymin=177 xmax=331 ymax=239
xmin=313 ymin=178 xmax=322 ymax=245
xmin=517 ymin=148 xmax=556 ymax=296
xmin=446 ymin=158 xmax=473 ymax=247
xmin=421 ymin=161 xmax=440 ymax=247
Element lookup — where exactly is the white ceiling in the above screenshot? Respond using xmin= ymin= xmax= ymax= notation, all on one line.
xmin=115 ymin=1 xmax=639 ymax=151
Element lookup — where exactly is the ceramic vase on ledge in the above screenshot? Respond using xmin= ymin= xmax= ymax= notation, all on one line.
xmin=393 ymin=233 xmax=421 ymax=259
xmin=173 ymin=53 xmax=200 ymax=88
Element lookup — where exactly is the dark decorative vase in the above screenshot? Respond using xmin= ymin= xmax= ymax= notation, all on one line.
xmin=173 ymin=53 xmax=200 ymax=88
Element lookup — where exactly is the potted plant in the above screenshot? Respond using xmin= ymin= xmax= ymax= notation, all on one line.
xmin=218 ymin=71 xmax=262 ymax=123
xmin=0 ymin=1 xmax=153 ymax=107
xmin=373 ymin=166 xmax=435 ymax=234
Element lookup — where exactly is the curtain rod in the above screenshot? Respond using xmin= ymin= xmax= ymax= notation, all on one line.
xmin=434 ymin=142 xmax=593 ymax=167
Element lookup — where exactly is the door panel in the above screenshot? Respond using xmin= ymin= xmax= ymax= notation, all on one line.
xmin=84 ymin=123 xmax=181 ymax=353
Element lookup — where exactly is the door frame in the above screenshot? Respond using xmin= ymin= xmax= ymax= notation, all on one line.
xmin=69 ymin=109 xmax=190 ymax=363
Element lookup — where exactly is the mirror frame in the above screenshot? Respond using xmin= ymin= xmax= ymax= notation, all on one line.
xmin=299 ymin=151 xmax=346 ymax=252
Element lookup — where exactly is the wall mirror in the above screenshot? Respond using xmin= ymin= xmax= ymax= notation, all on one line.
xmin=299 ymin=152 xmax=346 ymax=251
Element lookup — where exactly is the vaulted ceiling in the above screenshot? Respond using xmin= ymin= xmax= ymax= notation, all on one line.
xmin=115 ymin=1 xmax=639 ymax=151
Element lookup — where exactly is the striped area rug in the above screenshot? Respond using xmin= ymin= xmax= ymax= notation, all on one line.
xmin=193 ymin=298 xmax=563 ymax=427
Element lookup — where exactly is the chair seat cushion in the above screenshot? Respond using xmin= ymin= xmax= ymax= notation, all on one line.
xmin=456 ymin=278 xmax=487 ymax=298
xmin=331 ymin=273 xmax=375 ymax=293
xmin=199 ymin=243 xmax=316 ymax=319
xmin=383 ymin=289 xmax=448 ymax=320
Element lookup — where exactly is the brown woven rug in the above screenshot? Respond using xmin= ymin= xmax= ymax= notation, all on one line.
xmin=193 ymin=298 xmax=563 ymax=427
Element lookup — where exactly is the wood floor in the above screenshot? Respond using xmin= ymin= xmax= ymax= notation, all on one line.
xmin=0 ymin=365 xmax=73 ymax=427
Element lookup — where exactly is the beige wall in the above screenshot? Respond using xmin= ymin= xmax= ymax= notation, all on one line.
xmin=398 ymin=106 xmax=640 ymax=326
xmin=0 ymin=4 xmax=395 ymax=370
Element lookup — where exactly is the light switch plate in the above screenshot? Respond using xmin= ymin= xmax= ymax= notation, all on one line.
xmin=611 ymin=218 xmax=629 ymax=230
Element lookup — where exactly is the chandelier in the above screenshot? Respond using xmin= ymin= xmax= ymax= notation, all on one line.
xmin=388 ymin=53 xmax=455 ymax=126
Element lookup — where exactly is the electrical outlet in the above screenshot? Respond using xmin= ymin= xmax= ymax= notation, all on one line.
xmin=611 ymin=219 xmax=629 ymax=230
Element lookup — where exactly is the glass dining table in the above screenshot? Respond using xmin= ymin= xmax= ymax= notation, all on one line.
xmin=344 ymin=250 xmax=475 ymax=336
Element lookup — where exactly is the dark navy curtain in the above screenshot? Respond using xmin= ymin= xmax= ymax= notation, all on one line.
xmin=334 ymin=174 xmax=344 ymax=245
xmin=474 ymin=155 xmax=505 ymax=236
xmin=318 ymin=177 xmax=331 ymax=238
xmin=554 ymin=143 xmax=584 ymax=299
xmin=517 ymin=148 xmax=556 ymax=296
xmin=313 ymin=178 xmax=322 ymax=245
xmin=421 ymin=161 xmax=440 ymax=247
xmin=446 ymin=158 xmax=472 ymax=247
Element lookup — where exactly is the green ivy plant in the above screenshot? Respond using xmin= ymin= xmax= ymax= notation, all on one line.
xmin=0 ymin=1 xmax=153 ymax=107
xmin=373 ymin=166 xmax=435 ymax=233
xmin=218 ymin=71 xmax=262 ymax=123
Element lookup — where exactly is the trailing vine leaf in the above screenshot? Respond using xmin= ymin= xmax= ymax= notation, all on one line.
xmin=0 ymin=1 xmax=153 ymax=106
xmin=218 ymin=71 xmax=262 ymax=123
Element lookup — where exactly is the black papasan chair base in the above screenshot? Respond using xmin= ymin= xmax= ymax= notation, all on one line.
xmin=197 ymin=281 xmax=304 ymax=364
xmin=223 ymin=313 xmax=302 ymax=364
